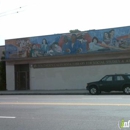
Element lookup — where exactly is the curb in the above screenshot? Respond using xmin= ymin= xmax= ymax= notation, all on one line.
xmin=0 ymin=90 xmax=88 ymax=95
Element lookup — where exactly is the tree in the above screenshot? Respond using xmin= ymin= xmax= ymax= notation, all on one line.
xmin=0 ymin=51 xmax=6 ymax=90
xmin=1 ymin=51 xmax=5 ymax=60
xmin=69 ymin=29 xmax=81 ymax=33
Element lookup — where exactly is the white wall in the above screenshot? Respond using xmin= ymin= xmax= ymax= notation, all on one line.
xmin=6 ymin=64 xmax=15 ymax=90
xmin=30 ymin=64 xmax=130 ymax=90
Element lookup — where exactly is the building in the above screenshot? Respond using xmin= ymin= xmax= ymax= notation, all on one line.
xmin=5 ymin=26 xmax=130 ymax=91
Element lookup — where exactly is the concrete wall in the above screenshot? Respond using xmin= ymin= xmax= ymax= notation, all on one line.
xmin=6 ymin=64 xmax=15 ymax=90
xmin=30 ymin=64 xmax=130 ymax=90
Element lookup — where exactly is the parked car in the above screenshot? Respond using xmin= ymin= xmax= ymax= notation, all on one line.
xmin=86 ymin=74 xmax=130 ymax=95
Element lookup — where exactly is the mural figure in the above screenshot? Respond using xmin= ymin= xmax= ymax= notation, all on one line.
xmin=89 ymin=37 xmax=105 ymax=51
xmin=103 ymin=32 xmax=110 ymax=45
xmin=62 ymin=36 xmax=71 ymax=54
xmin=17 ymin=39 xmax=28 ymax=58
xmin=41 ymin=38 xmax=49 ymax=55
xmin=46 ymin=42 xmax=62 ymax=56
xmin=78 ymin=33 xmax=88 ymax=53
xmin=31 ymin=44 xmax=42 ymax=57
xmin=69 ymin=34 xmax=82 ymax=54
xmin=25 ymin=39 xmax=32 ymax=57
xmin=109 ymin=29 xmax=119 ymax=48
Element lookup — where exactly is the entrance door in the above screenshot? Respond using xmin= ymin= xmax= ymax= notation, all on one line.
xmin=15 ymin=64 xmax=29 ymax=90
xmin=16 ymin=71 xmax=28 ymax=90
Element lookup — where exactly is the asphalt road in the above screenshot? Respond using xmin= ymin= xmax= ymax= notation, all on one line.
xmin=0 ymin=95 xmax=130 ymax=130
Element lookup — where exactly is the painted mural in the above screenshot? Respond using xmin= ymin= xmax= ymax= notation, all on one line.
xmin=5 ymin=26 xmax=130 ymax=59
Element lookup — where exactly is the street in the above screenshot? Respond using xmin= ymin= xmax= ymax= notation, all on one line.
xmin=0 ymin=94 xmax=130 ymax=130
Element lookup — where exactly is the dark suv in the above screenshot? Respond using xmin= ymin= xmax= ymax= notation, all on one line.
xmin=86 ymin=74 xmax=130 ymax=95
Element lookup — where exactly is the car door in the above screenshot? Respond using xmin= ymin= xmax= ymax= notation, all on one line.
xmin=100 ymin=75 xmax=114 ymax=92
xmin=113 ymin=75 xmax=125 ymax=91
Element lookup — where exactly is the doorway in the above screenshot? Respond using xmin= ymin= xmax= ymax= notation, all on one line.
xmin=15 ymin=64 xmax=30 ymax=90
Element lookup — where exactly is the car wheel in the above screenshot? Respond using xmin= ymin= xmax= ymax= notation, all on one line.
xmin=123 ymin=86 xmax=130 ymax=94
xmin=89 ymin=86 xmax=98 ymax=95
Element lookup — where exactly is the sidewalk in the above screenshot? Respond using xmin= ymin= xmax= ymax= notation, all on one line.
xmin=0 ymin=89 xmax=88 ymax=95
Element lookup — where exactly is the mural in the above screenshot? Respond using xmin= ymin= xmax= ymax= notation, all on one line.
xmin=5 ymin=26 xmax=130 ymax=59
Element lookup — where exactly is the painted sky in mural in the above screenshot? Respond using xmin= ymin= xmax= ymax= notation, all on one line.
xmin=5 ymin=26 xmax=130 ymax=59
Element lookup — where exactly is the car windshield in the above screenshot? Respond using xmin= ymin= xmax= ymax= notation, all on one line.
xmin=100 ymin=75 xmax=113 ymax=81
xmin=101 ymin=76 xmax=109 ymax=81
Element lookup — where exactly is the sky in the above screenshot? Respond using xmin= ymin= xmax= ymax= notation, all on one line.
xmin=0 ymin=0 xmax=130 ymax=45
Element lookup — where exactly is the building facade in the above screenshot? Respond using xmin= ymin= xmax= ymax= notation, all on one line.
xmin=5 ymin=26 xmax=130 ymax=90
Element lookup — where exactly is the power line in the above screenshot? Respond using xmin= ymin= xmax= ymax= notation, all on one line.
xmin=0 ymin=5 xmax=28 ymax=17
xmin=0 ymin=10 xmax=25 ymax=17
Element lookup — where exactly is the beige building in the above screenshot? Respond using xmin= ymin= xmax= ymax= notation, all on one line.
xmin=5 ymin=51 xmax=130 ymax=91
xmin=4 ymin=26 xmax=130 ymax=91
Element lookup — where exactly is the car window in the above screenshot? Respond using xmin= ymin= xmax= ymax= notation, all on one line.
xmin=127 ymin=75 xmax=130 ymax=80
xmin=102 ymin=76 xmax=113 ymax=81
xmin=102 ymin=76 xmax=108 ymax=81
xmin=106 ymin=76 xmax=112 ymax=81
xmin=115 ymin=76 xmax=124 ymax=81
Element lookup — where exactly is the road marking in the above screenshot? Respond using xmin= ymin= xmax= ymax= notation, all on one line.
xmin=0 ymin=116 xmax=16 ymax=119
xmin=82 ymin=98 xmax=122 ymax=99
xmin=0 ymin=102 xmax=130 ymax=106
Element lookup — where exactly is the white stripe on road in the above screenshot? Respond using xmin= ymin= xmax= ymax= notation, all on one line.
xmin=82 ymin=98 xmax=122 ymax=99
xmin=0 ymin=116 xmax=16 ymax=119
xmin=1 ymin=102 xmax=130 ymax=106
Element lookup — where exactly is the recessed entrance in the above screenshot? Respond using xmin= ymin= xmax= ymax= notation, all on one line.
xmin=15 ymin=64 xmax=30 ymax=90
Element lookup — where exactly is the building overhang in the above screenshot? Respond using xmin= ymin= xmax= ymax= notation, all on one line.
xmin=3 ymin=50 xmax=130 ymax=65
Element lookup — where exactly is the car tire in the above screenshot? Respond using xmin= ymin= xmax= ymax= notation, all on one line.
xmin=89 ymin=86 xmax=98 ymax=95
xmin=123 ymin=86 xmax=130 ymax=94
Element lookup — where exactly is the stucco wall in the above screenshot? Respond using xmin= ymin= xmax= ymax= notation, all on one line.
xmin=6 ymin=64 xmax=15 ymax=90
xmin=30 ymin=64 xmax=130 ymax=90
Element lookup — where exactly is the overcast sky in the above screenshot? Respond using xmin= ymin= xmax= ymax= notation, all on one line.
xmin=0 ymin=0 xmax=130 ymax=45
